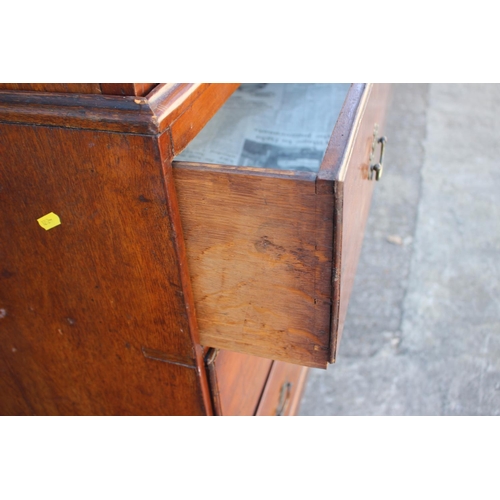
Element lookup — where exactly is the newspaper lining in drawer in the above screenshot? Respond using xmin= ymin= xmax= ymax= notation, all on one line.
xmin=176 ymin=83 xmax=351 ymax=171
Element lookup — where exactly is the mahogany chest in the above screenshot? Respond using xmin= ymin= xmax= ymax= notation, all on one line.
xmin=0 ymin=83 xmax=390 ymax=415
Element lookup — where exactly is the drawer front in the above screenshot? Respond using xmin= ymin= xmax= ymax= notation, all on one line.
xmin=319 ymin=84 xmax=391 ymax=361
xmin=256 ymin=361 xmax=309 ymax=416
xmin=174 ymin=84 xmax=391 ymax=368
xmin=206 ymin=349 xmax=273 ymax=416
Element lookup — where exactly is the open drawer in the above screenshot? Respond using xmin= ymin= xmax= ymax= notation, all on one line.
xmin=173 ymin=83 xmax=391 ymax=369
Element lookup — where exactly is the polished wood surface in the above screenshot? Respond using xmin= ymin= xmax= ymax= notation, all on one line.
xmin=0 ymin=91 xmax=159 ymax=134
xmin=0 ymin=83 xmax=242 ymax=414
xmin=157 ymin=130 xmax=213 ymax=413
xmin=206 ymin=349 xmax=273 ymax=416
xmin=256 ymin=361 xmax=308 ymax=416
xmin=173 ymin=84 xmax=391 ymax=368
xmin=0 ymin=83 xmax=238 ymax=137
xmin=169 ymin=83 xmax=240 ymax=154
xmin=173 ymin=164 xmax=333 ymax=368
xmin=319 ymin=84 xmax=391 ymax=361
xmin=0 ymin=82 xmax=390 ymax=414
xmin=0 ymin=118 xmax=211 ymax=415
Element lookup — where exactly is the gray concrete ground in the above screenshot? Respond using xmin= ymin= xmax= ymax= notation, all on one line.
xmin=299 ymin=84 xmax=500 ymax=415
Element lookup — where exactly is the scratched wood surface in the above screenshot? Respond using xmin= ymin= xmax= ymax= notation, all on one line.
xmin=173 ymin=164 xmax=333 ymax=368
xmin=206 ymin=349 xmax=273 ymax=416
xmin=0 ymin=123 xmax=210 ymax=415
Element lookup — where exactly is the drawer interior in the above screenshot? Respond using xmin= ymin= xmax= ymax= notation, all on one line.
xmin=174 ymin=83 xmax=351 ymax=171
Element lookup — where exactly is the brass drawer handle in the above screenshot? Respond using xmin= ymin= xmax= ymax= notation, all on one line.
xmin=370 ymin=136 xmax=387 ymax=181
xmin=276 ymin=381 xmax=292 ymax=416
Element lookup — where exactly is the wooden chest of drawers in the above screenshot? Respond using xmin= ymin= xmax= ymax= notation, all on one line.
xmin=0 ymin=83 xmax=390 ymax=415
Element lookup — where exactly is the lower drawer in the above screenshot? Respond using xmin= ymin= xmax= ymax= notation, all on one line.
xmin=256 ymin=361 xmax=309 ymax=416
xmin=206 ymin=349 xmax=272 ymax=416
xmin=205 ymin=348 xmax=308 ymax=416
xmin=174 ymin=83 xmax=391 ymax=368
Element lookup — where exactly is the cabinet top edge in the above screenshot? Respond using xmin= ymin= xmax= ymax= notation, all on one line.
xmin=0 ymin=89 xmax=158 ymax=134
xmin=0 ymin=84 xmax=238 ymax=136
xmin=0 ymin=83 xmax=158 ymax=97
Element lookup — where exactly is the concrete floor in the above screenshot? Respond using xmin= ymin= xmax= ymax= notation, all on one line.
xmin=299 ymin=84 xmax=500 ymax=415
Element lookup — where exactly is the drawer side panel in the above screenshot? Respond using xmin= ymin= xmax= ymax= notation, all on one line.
xmin=174 ymin=165 xmax=333 ymax=368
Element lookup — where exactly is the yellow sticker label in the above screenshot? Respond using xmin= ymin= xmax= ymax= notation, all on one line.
xmin=37 ymin=212 xmax=61 ymax=230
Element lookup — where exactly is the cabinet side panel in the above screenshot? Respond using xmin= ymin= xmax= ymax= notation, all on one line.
xmin=0 ymin=124 xmax=207 ymax=415
xmin=173 ymin=165 xmax=333 ymax=368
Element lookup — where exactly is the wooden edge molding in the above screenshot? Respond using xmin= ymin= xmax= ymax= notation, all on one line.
xmin=325 ymin=84 xmax=375 ymax=363
xmin=172 ymin=160 xmax=318 ymax=182
xmin=316 ymin=83 xmax=369 ymax=193
xmin=157 ymin=131 xmax=215 ymax=416
xmin=0 ymin=84 xmax=239 ymax=143
xmin=204 ymin=349 xmax=222 ymax=416
xmin=329 ymin=180 xmax=344 ymax=363
xmin=147 ymin=83 xmax=211 ymax=131
xmin=0 ymin=90 xmax=158 ymax=134
xmin=309 ymin=83 xmax=372 ymax=364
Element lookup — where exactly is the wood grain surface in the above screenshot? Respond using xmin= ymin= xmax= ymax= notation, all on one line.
xmin=169 ymin=83 xmax=240 ymax=155
xmin=0 ymin=91 xmax=157 ymax=134
xmin=173 ymin=84 xmax=391 ymax=368
xmin=0 ymin=123 xmax=210 ymax=415
xmin=157 ymin=131 xmax=214 ymax=413
xmin=148 ymin=83 xmax=239 ymax=151
xmin=173 ymin=163 xmax=333 ymax=368
xmin=319 ymin=84 xmax=391 ymax=361
xmin=0 ymin=83 xmax=390 ymax=415
xmin=255 ymin=361 xmax=308 ymax=416
xmin=206 ymin=349 xmax=273 ymax=416
xmin=0 ymin=84 xmax=238 ymax=137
